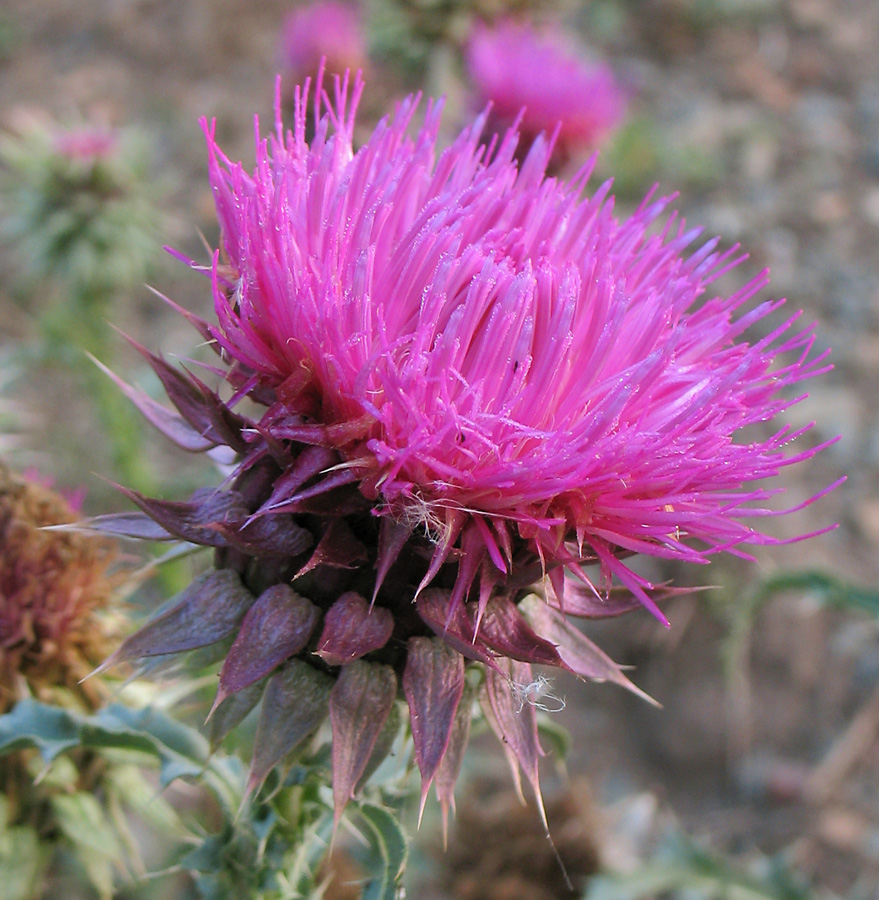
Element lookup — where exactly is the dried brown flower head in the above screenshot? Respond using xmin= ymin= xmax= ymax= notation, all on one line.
xmin=0 ymin=462 xmax=121 ymax=711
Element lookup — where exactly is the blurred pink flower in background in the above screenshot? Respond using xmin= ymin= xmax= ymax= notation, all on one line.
xmin=52 ymin=127 xmax=118 ymax=162
xmin=466 ymin=19 xmax=628 ymax=166
xmin=279 ymin=1 xmax=367 ymax=82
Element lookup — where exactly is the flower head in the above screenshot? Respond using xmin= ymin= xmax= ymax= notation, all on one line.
xmin=52 ymin=126 xmax=118 ymax=161
xmin=0 ymin=111 xmax=161 ymax=304
xmin=99 ymin=74 xmax=837 ymax=828
xmin=0 ymin=462 xmax=121 ymax=712
xmin=280 ymin=1 xmax=367 ymax=83
xmin=466 ymin=19 xmax=627 ymax=165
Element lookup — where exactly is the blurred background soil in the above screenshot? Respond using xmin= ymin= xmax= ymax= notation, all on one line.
xmin=1 ymin=0 xmax=878 ymax=896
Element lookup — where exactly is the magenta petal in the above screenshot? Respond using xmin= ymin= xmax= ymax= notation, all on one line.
xmin=402 ymin=637 xmax=465 ymax=818
xmin=519 ymin=595 xmax=658 ymax=706
xmin=247 ymin=660 xmax=333 ymax=797
xmin=330 ymin=660 xmax=397 ymax=826
xmin=100 ymin=570 xmax=254 ymax=669
xmin=314 ymin=592 xmax=394 ymax=666
xmin=215 ymin=584 xmax=320 ymax=705
xmin=415 ymin=588 xmax=499 ymax=670
xmin=471 ymin=594 xmax=564 ymax=668
xmin=481 ymin=658 xmax=546 ymax=821
xmin=433 ymin=683 xmax=474 ymax=846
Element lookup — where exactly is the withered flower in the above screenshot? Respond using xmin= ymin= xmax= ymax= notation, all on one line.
xmin=0 ymin=461 xmax=120 ymax=713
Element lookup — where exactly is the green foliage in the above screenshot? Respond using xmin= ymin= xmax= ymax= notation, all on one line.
xmin=596 ymin=116 xmax=721 ymax=201
xmin=0 ymin=117 xmax=161 ymax=310
xmin=50 ymin=792 xmax=125 ymax=899
xmin=0 ymin=699 xmax=203 ymax=899
xmin=536 ymin=713 xmax=573 ymax=763
xmin=744 ymin=570 xmax=879 ymax=618
xmin=584 ymin=831 xmax=814 ymax=900
xmin=0 ymin=816 xmax=45 ymax=900
xmin=0 ymin=698 xmax=411 ymax=900
xmin=0 ymin=114 xmax=167 ymax=493
xmin=717 ymin=568 xmax=879 ymax=692
xmin=350 ymin=803 xmax=409 ymax=900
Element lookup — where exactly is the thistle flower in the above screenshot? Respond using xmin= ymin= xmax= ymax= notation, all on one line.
xmin=0 ymin=462 xmax=121 ymax=713
xmin=465 ymin=19 xmax=627 ymax=166
xmin=96 ymin=74 xmax=837 ymax=829
xmin=280 ymin=2 xmax=367 ymax=83
xmin=0 ymin=110 xmax=160 ymax=308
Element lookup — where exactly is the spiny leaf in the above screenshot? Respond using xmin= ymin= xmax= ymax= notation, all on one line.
xmin=433 ymin=683 xmax=474 ymax=846
xmin=0 ymin=699 xmax=81 ymax=762
xmin=119 ymin=485 xmax=313 ymax=556
xmin=122 ymin=330 xmax=250 ymax=452
xmin=114 ymin=485 xmax=240 ymax=547
xmin=295 ymin=518 xmax=368 ymax=577
xmin=350 ymin=802 xmax=408 ymax=900
xmin=415 ymin=589 xmax=500 ymax=670
xmin=355 ymin=702 xmax=402 ymax=794
xmin=88 ymin=352 xmax=217 ymax=452
xmin=472 ymin=594 xmax=564 ymax=667
xmin=208 ymin=680 xmax=265 ymax=749
xmin=46 ymin=510 xmax=175 ymax=541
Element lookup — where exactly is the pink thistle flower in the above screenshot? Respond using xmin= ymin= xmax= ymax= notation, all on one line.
xmin=94 ymin=74 xmax=838 ymax=830
xmin=279 ymin=1 xmax=367 ymax=83
xmin=52 ymin=127 xmax=118 ymax=162
xmin=466 ymin=19 xmax=627 ymax=165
